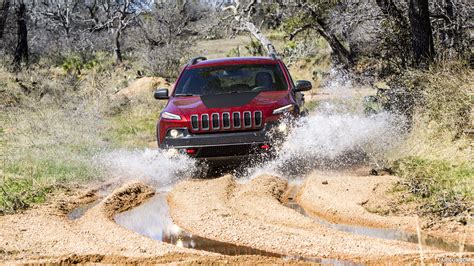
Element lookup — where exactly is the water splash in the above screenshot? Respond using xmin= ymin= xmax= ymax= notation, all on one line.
xmin=97 ymin=148 xmax=197 ymax=188
xmin=244 ymin=71 xmax=406 ymax=179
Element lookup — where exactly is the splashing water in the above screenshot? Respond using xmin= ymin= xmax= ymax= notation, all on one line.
xmin=99 ymin=71 xmax=406 ymax=183
xmin=244 ymin=72 xmax=407 ymax=179
xmin=97 ymin=148 xmax=197 ymax=188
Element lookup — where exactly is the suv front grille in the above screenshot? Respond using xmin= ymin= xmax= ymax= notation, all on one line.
xmin=190 ymin=111 xmax=263 ymax=132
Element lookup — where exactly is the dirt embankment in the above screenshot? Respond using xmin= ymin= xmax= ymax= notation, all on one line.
xmin=0 ymin=182 xmax=285 ymax=264
xmin=297 ymin=170 xmax=474 ymax=247
xmin=168 ymin=174 xmax=458 ymax=263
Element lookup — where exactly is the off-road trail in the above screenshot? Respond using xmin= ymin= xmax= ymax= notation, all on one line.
xmin=1 ymin=170 xmax=472 ymax=264
xmin=1 ymin=87 xmax=472 ymax=265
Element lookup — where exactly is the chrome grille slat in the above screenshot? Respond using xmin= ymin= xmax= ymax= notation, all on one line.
xmin=232 ymin=112 xmax=241 ymax=128
xmin=222 ymin=112 xmax=231 ymax=129
xmin=191 ymin=115 xmax=199 ymax=130
xmin=211 ymin=113 xmax=220 ymax=129
xmin=254 ymin=111 xmax=262 ymax=127
xmin=243 ymin=111 xmax=252 ymax=128
xmin=201 ymin=114 xmax=209 ymax=130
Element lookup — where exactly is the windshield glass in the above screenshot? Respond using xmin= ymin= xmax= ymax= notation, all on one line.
xmin=174 ymin=64 xmax=287 ymax=96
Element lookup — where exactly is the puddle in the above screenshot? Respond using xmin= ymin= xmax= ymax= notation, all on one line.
xmin=284 ymin=201 xmax=473 ymax=253
xmin=68 ymin=200 xmax=100 ymax=220
xmin=114 ymin=193 xmax=360 ymax=265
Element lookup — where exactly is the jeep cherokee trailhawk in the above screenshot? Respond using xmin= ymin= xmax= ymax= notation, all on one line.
xmin=154 ymin=55 xmax=312 ymax=161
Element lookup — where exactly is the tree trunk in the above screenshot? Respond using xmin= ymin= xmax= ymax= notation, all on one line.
xmin=0 ymin=0 xmax=10 ymax=39
xmin=296 ymin=4 xmax=354 ymax=67
xmin=313 ymin=17 xmax=354 ymax=67
xmin=13 ymin=3 xmax=28 ymax=70
xmin=314 ymin=26 xmax=354 ymax=67
xmin=243 ymin=20 xmax=276 ymax=55
xmin=444 ymin=0 xmax=456 ymax=50
xmin=114 ymin=27 xmax=123 ymax=64
xmin=408 ymin=0 xmax=435 ymax=67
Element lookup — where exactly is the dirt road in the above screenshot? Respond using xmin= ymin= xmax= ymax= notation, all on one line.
xmin=0 ymin=170 xmax=472 ymax=264
xmin=168 ymin=173 xmax=471 ymax=264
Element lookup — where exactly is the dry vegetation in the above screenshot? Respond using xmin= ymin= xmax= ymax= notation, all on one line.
xmin=386 ymin=63 xmax=473 ymax=218
xmin=0 ymin=0 xmax=472 ymax=222
xmin=0 ymin=55 xmax=164 ymax=213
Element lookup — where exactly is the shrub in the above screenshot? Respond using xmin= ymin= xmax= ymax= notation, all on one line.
xmin=394 ymin=157 xmax=473 ymax=217
xmin=385 ymin=62 xmax=473 ymax=218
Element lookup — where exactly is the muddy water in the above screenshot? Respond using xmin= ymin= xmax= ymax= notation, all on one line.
xmin=284 ymin=201 xmax=473 ymax=253
xmin=114 ymin=194 xmax=280 ymax=257
xmin=68 ymin=200 xmax=100 ymax=220
xmin=113 ymin=193 xmax=359 ymax=265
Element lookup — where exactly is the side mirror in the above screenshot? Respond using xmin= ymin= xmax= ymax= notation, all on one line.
xmin=294 ymin=80 xmax=312 ymax=92
xmin=154 ymin=88 xmax=169 ymax=100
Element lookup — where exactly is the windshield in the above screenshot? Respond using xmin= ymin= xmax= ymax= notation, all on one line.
xmin=174 ymin=64 xmax=287 ymax=96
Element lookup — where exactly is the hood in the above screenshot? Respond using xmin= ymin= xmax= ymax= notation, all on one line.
xmin=167 ymin=91 xmax=290 ymax=115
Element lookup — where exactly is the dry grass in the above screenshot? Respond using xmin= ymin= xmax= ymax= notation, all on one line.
xmin=386 ymin=62 xmax=473 ymax=218
xmin=0 ymin=55 xmax=163 ymax=214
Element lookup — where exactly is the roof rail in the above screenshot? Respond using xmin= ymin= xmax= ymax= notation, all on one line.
xmin=188 ymin=56 xmax=207 ymax=65
xmin=269 ymin=52 xmax=278 ymax=60
xmin=267 ymin=44 xmax=278 ymax=60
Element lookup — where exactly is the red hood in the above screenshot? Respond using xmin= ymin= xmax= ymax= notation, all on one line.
xmin=165 ymin=91 xmax=291 ymax=118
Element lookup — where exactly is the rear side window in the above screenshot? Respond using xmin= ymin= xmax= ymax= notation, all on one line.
xmin=174 ymin=64 xmax=287 ymax=96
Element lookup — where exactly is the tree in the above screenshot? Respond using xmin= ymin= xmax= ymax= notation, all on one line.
xmin=269 ymin=1 xmax=354 ymax=67
xmin=89 ymin=0 xmax=147 ymax=64
xmin=33 ymin=0 xmax=80 ymax=39
xmin=0 ymin=0 xmax=10 ymax=39
xmin=136 ymin=0 xmax=210 ymax=78
xmin=222 ymin=0 xmax=277 ymax=55
xmin=13 ymin=2 xmax=28 ymax=70
xmin=408 ymin=0 xmax=435 ymax=66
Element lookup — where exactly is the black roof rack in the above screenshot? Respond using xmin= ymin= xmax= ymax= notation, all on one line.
xmin=188 ymin=56 xmax=207 ymax=65
xmin=269 ymin=52 xmax=278 ymax=60
xmin=267 ymin=44 xmax=278 ymax=60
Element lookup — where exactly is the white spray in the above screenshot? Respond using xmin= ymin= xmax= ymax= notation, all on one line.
xmin=98 ymin=148 xmax=197 ymax=188
xmin=245 ymin=70 xmax=406 ymax=179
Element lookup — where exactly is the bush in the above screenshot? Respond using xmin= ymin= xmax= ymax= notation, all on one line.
xmin=388 ymin=62 xmax=471 ymax=137
xmin=394 ymin=157 xmax=473 ymax=217
xmin=385 ymin=62 xmax=473 ymax=218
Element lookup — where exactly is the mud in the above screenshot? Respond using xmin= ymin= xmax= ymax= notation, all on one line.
xmin=285 ymin=193 xmax=473 ymax=253
xmin=68 ymin=200 xmax=100 ymax=220
xmin=0 ymin=182 xmax=291 ymax=264
xmin=1 ymin=172 xmax=472 ymax=264
xmin=168 ymin=174 xmax=470 ymax=263
xmin=297 ymin=170 xmax=474 ymax=249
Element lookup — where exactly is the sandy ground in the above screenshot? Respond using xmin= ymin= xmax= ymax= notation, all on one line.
xmin=1 ymin=171 xmax=472 ymax=264
xmin=0 ymin=182 xmax=288 ymax=264
xmin=298 ymin=170 xmax=474 ymax=247
xmin=168 ymin=174 xmax=472 ymax=264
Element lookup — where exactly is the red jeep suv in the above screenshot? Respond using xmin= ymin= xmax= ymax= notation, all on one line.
xmin=154 ymin=55 xmax=311 ymax=161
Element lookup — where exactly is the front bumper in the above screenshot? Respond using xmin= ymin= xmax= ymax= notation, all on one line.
xmin=160 ymin=122 xmax=284 ymax=159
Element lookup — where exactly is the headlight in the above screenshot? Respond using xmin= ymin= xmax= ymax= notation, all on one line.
xmin=272 ymin=104 xmax=294 ymax=115
xmin=161 ymin=111 xmax=181 ymax=120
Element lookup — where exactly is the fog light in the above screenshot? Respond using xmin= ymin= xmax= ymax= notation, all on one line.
xmin=169 ymin=129 xmax=179 ymax=138
xmin=277 ymin=122 xmax=288 ymax=133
